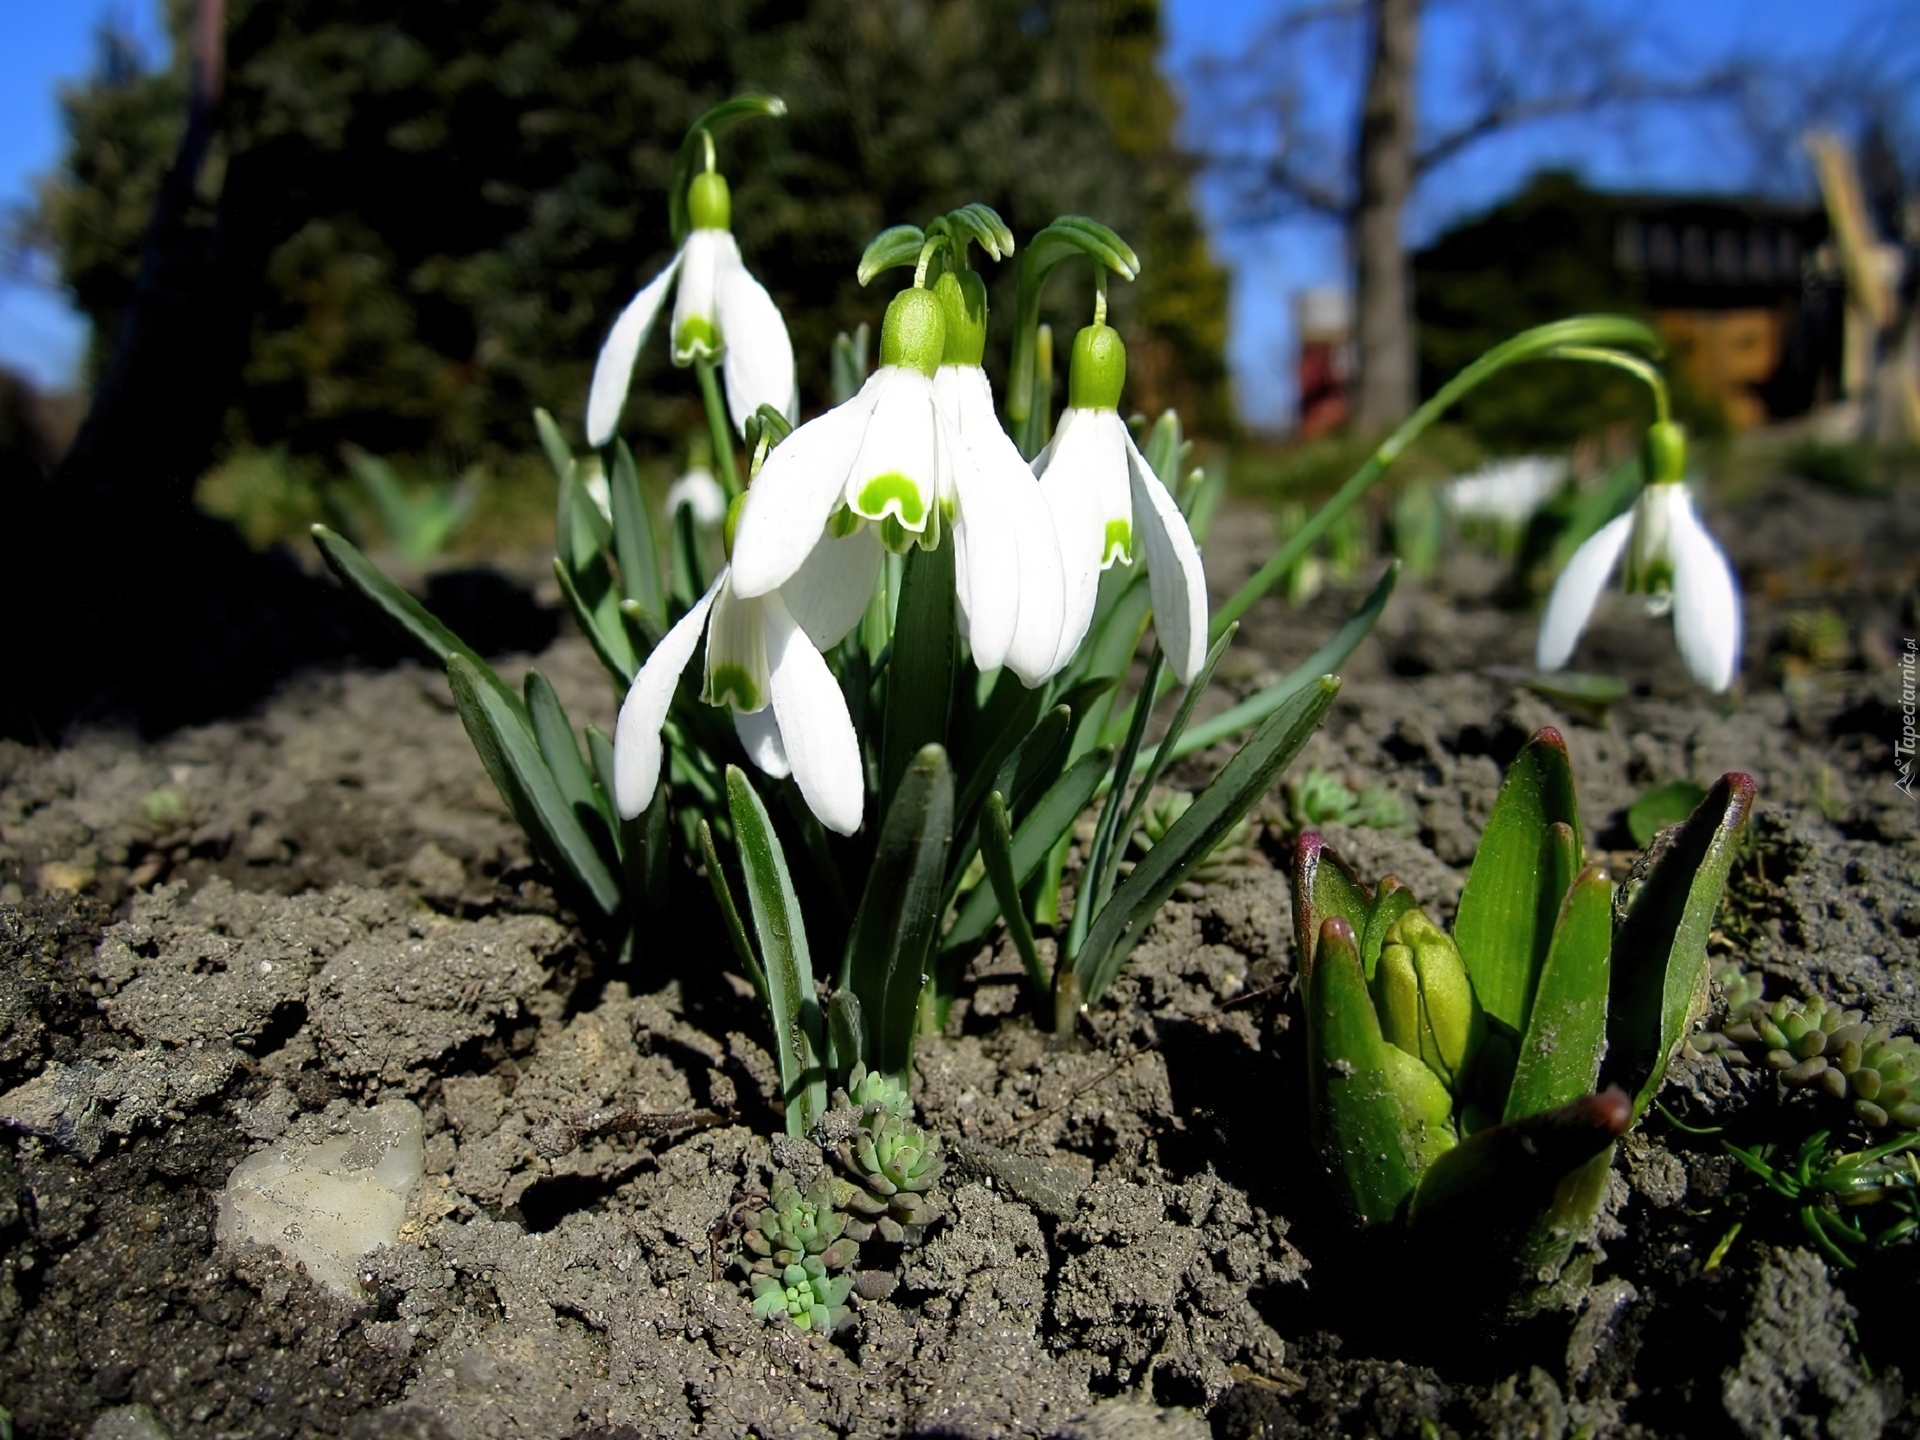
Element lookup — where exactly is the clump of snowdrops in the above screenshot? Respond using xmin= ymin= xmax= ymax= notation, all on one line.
xmin=314 ymin=97 xmax=1737 ymax=1160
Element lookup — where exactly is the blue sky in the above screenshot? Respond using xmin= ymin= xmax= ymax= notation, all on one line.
xmin=0 ymin=0 xmax=1909 ymax=422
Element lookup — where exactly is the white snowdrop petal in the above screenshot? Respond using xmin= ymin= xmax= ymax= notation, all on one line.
xmin=1126 ymin=433 xmax=1209 ymax=685
xmin=612 ymin=573 xmax=721 ymax=818
xmin=586 ymin=249 xmax=683 ymax=448
xmin=937 ymin=371 xmax=1021 ymax=672
xmin=1669 ymin=489 xmax=1742 ymax=692
xmin=1036 ymin=407 xmax=1109 ymax=675
xmin=846 ymin=368 xmax=941 ymax=532
xmin=1536 ymin=510 xmax=1635 ymax=673
xmin=1088 ymin=411 xmax=1134 ymax=567
xmin=732 ymin=706 xmax=791 ymax=779
xmin=702 ymin=581 xmax=771 ymax=712
xmin=945 ymin=368 xmax=1068 ymax=686
xmin=782 ymin=523 xmax=884 ymax=651
xmin=671 ymin=230 xmax=722 ymax=364
xmin=665 ymin=468 xmax=728 ymax=527
xmin=715 ymin=240 xmax=798 ymax=432
xmin=729 ymin=374 xmax=884 ymax=598
xmin=763 ymin=594 xmax=865 ymax=835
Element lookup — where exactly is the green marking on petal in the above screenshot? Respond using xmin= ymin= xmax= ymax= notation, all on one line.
xmin=704 ymin=663 xmax=761 ymax=712
xmin=828 ymin=505 xmax=862 ymax=539
xmin=673 ymin=315 xmax=721 ymax=363
xmin=854 ymin=472 xmax=927 ymax=528
xmin=1102 ymin=518 xmax=1132 ymax=566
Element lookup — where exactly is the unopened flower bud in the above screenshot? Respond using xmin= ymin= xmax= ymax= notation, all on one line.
xmin=1373 ymin=908 xmax=1482 ymax=1089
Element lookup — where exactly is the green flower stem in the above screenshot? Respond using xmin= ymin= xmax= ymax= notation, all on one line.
xmin=1210 ymin=315 xmax=1663 ymax=639
xmin=1544 ymin=345 xmax=1671 ymax=424
xmin=695 ymin=358 xmax=744 ymax=500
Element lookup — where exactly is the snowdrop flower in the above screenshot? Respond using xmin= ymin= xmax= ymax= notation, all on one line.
xmin=1444 ymin=456 xmax=1566 ymax=527
xmin=1536 ymin=425 xmax=1740 ymax=692
xmin=587 ymin=168 xmax=796 ymax=447
xmin=1032 ymin=321 xmax=1208 ymax=683
xmin=666 ymin=465 xmax=728 ymax=528
xmin=729 ymin=284 xmax=957 ymax=595
xmin=928 ymin=269 xmax=1067 ymax=686
xmin=613 ymin=526 xmax=879 ymax=836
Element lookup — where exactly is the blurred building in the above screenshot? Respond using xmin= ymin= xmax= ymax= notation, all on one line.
xmin=1610 ymin=195 xmax=1839 ymax=427
xmin=1409 ymin=172 xmax=1845 ymax=435
xmin=1294 ymin=286 xmax=1352 ymax=438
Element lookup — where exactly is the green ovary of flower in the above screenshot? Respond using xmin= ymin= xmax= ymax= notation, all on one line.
xmin=856 ymin=473 xmax=926 ymax=528
xmin=705 ymin=663 xmax=762 ymax=712
xmin=674 ymin=314 xmax=720 ymax=361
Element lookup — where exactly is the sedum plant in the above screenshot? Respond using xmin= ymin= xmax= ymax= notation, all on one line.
xmin=1294 ymin=728 xmax=1755 ymax=1306
xmin=308 ymin=97 xmax=1704 ymax=1158
xmin=742 ymin=1172 xmax=860 ymax=1276
xmin=1705 ymin=965 xmax=1920 ymax=1130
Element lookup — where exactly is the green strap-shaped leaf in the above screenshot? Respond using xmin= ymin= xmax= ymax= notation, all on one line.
xmin=858 ymin=224 xmax=929 ymax=286
xmin=943 ymin=746 xmax=1113 ymax=960
xmin=671 ymin=501 xmax=705 ymax=609
xmin=1309 ymin=917 xmax=1456 ymax=1225
xmin=980 ymin=791 xmax=1047 ymax=996
xmin=311 ymin=525 xmax=527 ymax=719
xmin=944 ymin=702 xmax=1072 ymax=908
xmin=525 ymin=670 xmax=612 ymax=830
xmin=1076 ymin=648 xmax=1167 ymax=948
xmin=608 ymin=439 xmax=663 ymax=628
xmin=1408 ymin=1090 xmax=1629 ymax=1255
xmin=1453 ymin=727 xmax=1582 ymax=1039
xmin=668 ymin=94 xmax=786 ymax=245
xmin=1109 ymin=625 xmax=1236 ymax=885
xmin=586 ymin=725 xmax=622 ymax=855
xmin=1140 ymin=410 xmax=1190 ymax=494
xmin=446 ymin=655 xmax=623 ymax=921
xmin=1076 ymin=677 xmax=1340 ymax=1005
xmin=1291 ymin=830 xmax=1374 ymax=983
xmin=698 ymin=819 xmax=764 ymax=1000
xmin=847 ymin=745 xmax=954 ymax=1081
xmin=634 ymin=780 xmax=671 ymax=916
xmin=553 ymin=557 xmax=639 ymax=686
xmin=1504 ymin=866 xmax=1615 ymax=1124
xmin=827 ymin=991 xmax=864 ymax=1082
xmin=533 ymin=407 xmax=577 ymax=487
xmin=954 ymin=682 xmax=1047 ymax=826
xmin=1602 ymin=772 xmax=1758 ymax=1120
xmin=881 ymin=542 xmax=956 ymax=810
xmin=1159 ymin=563 xmax=1398 ymax=765
xmin=830 ymin=324 xmax=871 ymax=405
xmin=725 ymin=767 xmax=827 ymax=1135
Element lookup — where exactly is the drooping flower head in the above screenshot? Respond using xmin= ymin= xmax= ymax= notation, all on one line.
xmin=1536 ymin=423 xmax=1741 ymax=693
xmin=612 ymin=513 xmax=876 ymax=837
xmin=587 ymin=154 xmax=796 ymax=448
xmin=666 ymin=464 xmax=728 ymax=529
xmin=728 ymin=281 xmax=955 ymax=596
xmin=928 ymin=266 xmax=1067 ymax=687
xmin=1033 ymin=318 xmax=1208 ymax=684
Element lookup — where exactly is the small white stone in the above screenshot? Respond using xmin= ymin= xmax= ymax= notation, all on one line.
xmin=216 ymin=1099 xmax=424 ymax=1298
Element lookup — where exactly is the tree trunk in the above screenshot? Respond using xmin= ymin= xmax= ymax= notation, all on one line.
xmin=1351 ymin=0 xmax=1418 ymax=431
